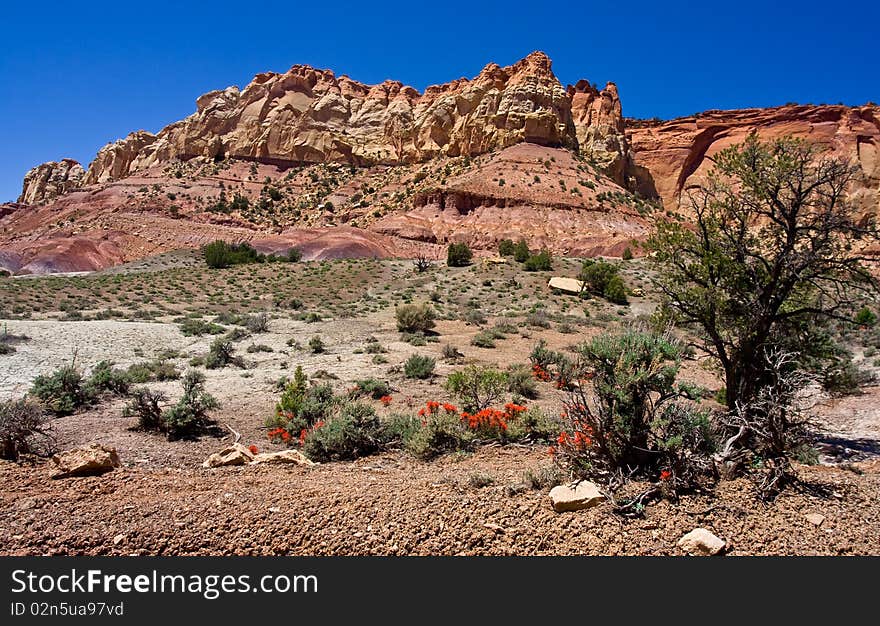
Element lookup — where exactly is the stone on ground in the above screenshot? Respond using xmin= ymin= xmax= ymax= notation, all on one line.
xmin=677 ymin=528 xmax=726 ymax=555
xmin=51 ymin=443 xmax=120 ymax=479
xmin=202 ymin=443 xmax=254 ymax=468
xmin=251 ymin=450 xmax=315 ymax=466
xmin=548 ymin=276 xmax=585 ymax=295
xmin=549 ymin=481 xmax=604 ymax=512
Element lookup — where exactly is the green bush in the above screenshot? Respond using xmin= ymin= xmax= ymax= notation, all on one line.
xmin=855 ymin=307 xmax=877 ymax=327
xmin=554 ymin=329 xmax=715 ymax=487
xmin=161 ymin=371 xmax=219 ymax=439
xmin=178 ymin=318 xmax=225 ymax=337
xmin=470 ymin=331 xmax=497 ymax=348
xmin=505 ymin=364 xmax=538 ymax=399
xmin=86 ymin=361 xmax=130 ymax=397
xmin=0 ymin=398 xmax=50 ymax=460
xmin=30 ymin=364 xmax=94 ymax=416
xmin=302 ymin=402 xmax=386 ymax=461
xmin=404 ymin=411 xmax=473 ymax=459
xmin=498 ymin=239 xmax=515 ymax=256
xmin=205 ymin=338 xmax=239 ymax=369
xmin=578 ymin=259 xmax=628 ymax=304
xmin=621 ymin=246 xmax=634 ymax=260
xmin=287 ymin=247 xmax=303 ymax=262
xmin=309 ymin=335 xmax=325 ymax=353
xmin=126 ymin=359 xmax=179 ymax=382
xmin=524 ymin=250 xmax=553 ymax=271
xmin=202 ymin=240 xmax=264 ymax=269
xmin=404 ymin=354 xmax=436 ymax=379
xmin=445 ymin=366 xmax=508 ymax=412
xmin=446 ymin=242 xmax=473 ymax=267
xmin=395 ymin=303 xmax=436 ymax=334
xmin=244 ymin=312 xmax=270 ymax=333
xmin=513 ymin=239 xmax=530 ymax=263
xmin=352 ymin=378 xmax=391 ymax=400
xmin=124 ymin=387 xmax=167 ymax=431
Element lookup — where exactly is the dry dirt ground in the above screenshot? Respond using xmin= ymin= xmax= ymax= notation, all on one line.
xmin=1 ymin=257 xmax=879 ymax=555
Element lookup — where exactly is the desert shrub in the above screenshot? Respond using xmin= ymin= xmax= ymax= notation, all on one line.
xmin=124 ymin=387 xmax=167 ymax=431
xmin=270 ymin=367 xmax=337 ymax=436
xmin=505 ymin=364 xmax=539 ymax=399
xmin=579 ymin=259 xmax=628 ymax=304
xmin=513 ymin=239 xmax=530 ymax=263
xmin=302 ymin=402 xmax=386 ymax=461
xmin=383 ymin=413 xmax=423 ymax=444
xmin=202 ymin=240 xmax=264 ymax=269
xmin=244 ymin=312 xmax=270 ymax=333
xmin=246 ymin=343 xmax=273 ymax=353
xmin=442 ymin=344 xmax=463 ymax=360
xmin=498 ymin=239 xmax=515 ymax=256
xmin=404 ymin=410 xmax=474 ymax=459
xmin=352 ymin=378 xmax=391 ymax=400
xmin=462 ymin=307 xmax=486 ymax=326
xmin=205 ymin=338 xmax=240 ymax=369
xmin=445 ymin=366 xmax=508 ymax=412
xmin=529 ymin=339 xmax=562 ymax=369
xmin=552 ymin=328 xmax=715 ymax=492
xmin=526 ymin=308 xmax=551 ymax=328
xmin=524 ymin=250 xmax=553 ymax=271
xmin=621 ymin=247 xmax=634 ymax=261
xmin=86 ymin=361 xmax=130 ymax=397
xmin=522 ymin=464 xmax=563 ymax=490
xmin=855 ymin=306 xmax=877 ymax=327
xmin=287 ymin=247 xmax=303 ymax=262
xmin=446 ymin=242 xmax=473 ymax=267
xmin=161 ymin=371 xmax=219 ymax=439
xmin=0 ymin=343 xmax=14 ymax=355
xmin=126 ymin=359 xmax=179 ymax=382
xmin=404 ymin=354 xmax=436 ymax=379
xmin=0 ymin=398 xmax=51 ymax=460
xmin=470 ymin=331 xmax=496 ymax=348
xmin=178 ymin=318 xmax=225 ymax=337
xmin=309 ymin=335 xmax=325 ymax=353
xmin=395 ymin=303 xmax=436 ymax=334
xmin=30 ymin=364 xmax=94 ymax=416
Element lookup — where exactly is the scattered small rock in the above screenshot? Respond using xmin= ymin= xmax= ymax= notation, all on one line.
xmin=549 ymin=481 xmax=604 ymax=512
xmin=677 ymin=528 xmax=726 ymax=556
xmin=51 ymin=444 xmax=120 ymax=479
xmin=804 ymin=513 xmax=826 ymax=526
xmin=202 ymin=443 xmax=254 ymax=468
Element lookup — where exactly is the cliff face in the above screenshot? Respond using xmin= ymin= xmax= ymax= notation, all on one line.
xmin=18 ymin=159 xmax=85 ymax=204
xmin=21 ymin=52 xmax=632 ymax=202
xmin=627 ymin=104 xmax=880 ymax=214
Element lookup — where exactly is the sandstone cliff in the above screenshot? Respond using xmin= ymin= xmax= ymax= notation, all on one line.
xmin=18 ymin=159 xmax=85 ymax=204
xmin=21 ymin=52 xmax=633 ymax=203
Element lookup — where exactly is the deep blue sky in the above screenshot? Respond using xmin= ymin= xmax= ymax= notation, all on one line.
xmin=2 ymin=1 xmax=877 ymax=202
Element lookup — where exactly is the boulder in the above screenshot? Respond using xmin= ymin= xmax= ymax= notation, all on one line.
xmin=251 ymin=450 xmax=315 ymax=466
xmin=202 ymin=443 xmax=254 ymax=468
xmin=51 ymin=444 xmax=120 ymax=479
xmin=549 ymin=481 xmax=604 ymax=512
xmin=677 ymin=528 xmax=726 ymax=556
xmin=548 ymin=276 xmax=585 ymax=295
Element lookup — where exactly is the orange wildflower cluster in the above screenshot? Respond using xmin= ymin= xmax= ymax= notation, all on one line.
xmin=268 ymin=420 xmax=324 ymax=446
xmin=551 ymin=422 xmax=594 ymax=456
xmin=532 ymin=363 xmax=552 ymax=382
xmin=659 ymin=470 xmax=672 ymax=481
xmin=380 ymin=395 xmax=393 ymax=407
xmin=267 ymin=427 xmax=291 ymax=443
xmin=248 ymin=444 xmax=259 ymax=455
xmin=462 ymin=408 xmax=509 ymax=432
xmin=417 ymin=401 xmax=457 ymax=417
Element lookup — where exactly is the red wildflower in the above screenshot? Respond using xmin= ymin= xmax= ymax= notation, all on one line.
xmin=299 ymin=429 xmax=308 ymax=445
xmin=442 ymin=403 xmax=457 ymax=414
xmin=281 ymin=431 xmax=291 ymax=442
xmin=380 ymin=395 xmax=393 ymax=407
xmin=248 ymin=444 xmax=259 ymax=455
xmin=659 ymin=470 xmax=672 ymax=481
xmin=548 ymin=445 xmax=557 ymax=456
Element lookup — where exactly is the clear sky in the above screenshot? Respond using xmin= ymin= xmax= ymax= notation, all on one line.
xmin=2 ymin=0 xmax=877 ymax=202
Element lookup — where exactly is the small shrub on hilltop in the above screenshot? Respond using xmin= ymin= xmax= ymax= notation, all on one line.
xmin=855 ymin=306 xmax=877 ymax=327
xmin=404 ymin=354 xmax=436 ymax=379
xmin=395 ymin=303 xmax=436 ymax=334
xmin=446 ymin=242 xmax=473 ymax=267
xmin=0 ymin=398 xmax=52 ymax=460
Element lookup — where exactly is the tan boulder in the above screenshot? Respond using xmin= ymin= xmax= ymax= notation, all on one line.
xmin=51 ymin=443 xmax=120 ymax=479
xmin=548 ymin=276 xmax=585 ymax=295
xmin=18 ymin=159 xmax=85 ymax=204
xmin=677 ymin=528 xmax=726 ymax=556
xmin=549 ymin=481 xmax=604 ymax=512
xmin=251 ymin=450 xmax=315 ymax=466
xmin=202 ymin=443 xmax=254 ymax=468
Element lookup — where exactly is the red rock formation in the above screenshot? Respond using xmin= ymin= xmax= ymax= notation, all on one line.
xmin=627 ymin=104 xmax=880 ymax=216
